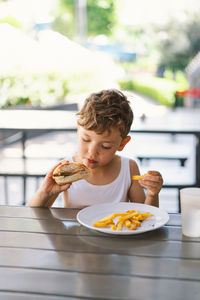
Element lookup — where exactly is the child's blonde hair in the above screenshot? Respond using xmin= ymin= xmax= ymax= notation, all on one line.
xmin=77 ymin=89 xmax=133 ymax=139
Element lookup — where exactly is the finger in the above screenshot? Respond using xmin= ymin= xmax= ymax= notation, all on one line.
xmin=141 ymin=174 xmax=163 ymax=184
xmin=140 ymin=180 xmax=161 ymax=188
xmin=139 ymin=177 xmax=161 ymax=186
xmin=59 ymin=183 xmax=71 ymax=192
xmin=147 ymin=170 xmax=162 ymax=177
xmin=139 ymin=180 xmax=163 ymax=193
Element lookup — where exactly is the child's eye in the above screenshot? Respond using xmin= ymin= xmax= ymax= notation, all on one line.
xmin=82 ymin=138 xmax=90 ymax=142
xmin=102 ymin=145 xmax=111 ymax=150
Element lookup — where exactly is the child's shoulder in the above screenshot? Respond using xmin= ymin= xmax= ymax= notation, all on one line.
xmin=118 ymin=155 xmax=135 ymax=164
xmin=128 ymin=157 xmax=140 ymax=175
xmin=118 ymin=155 xmax=138 ymax=168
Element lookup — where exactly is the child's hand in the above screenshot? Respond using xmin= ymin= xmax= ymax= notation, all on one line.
xmin=27 ymin=162 xmax=71 ymax=207
xmin=138 ymin=170 xmax=163 ymax=197
xmin=41 ymin=162 xmax=71 ymax=198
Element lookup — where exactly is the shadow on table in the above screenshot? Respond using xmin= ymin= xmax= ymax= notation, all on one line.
xmin=30 ymin=207 xmax=169 ymax=253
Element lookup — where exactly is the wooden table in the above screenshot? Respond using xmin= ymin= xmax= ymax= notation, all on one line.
xmin=0 ymin=205 xmax=200 ymax=300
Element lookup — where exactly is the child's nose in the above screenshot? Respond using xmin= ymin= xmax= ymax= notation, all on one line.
xmin=88 ymin=144 xmax=98 ymax=157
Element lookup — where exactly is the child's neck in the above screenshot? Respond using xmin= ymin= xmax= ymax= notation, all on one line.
xmin=86 ymin=155 xmax=121 ymax=186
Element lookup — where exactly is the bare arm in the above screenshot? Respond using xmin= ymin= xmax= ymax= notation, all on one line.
xmin=27 ymin=163 xmax=71 ymax=207
xmin=128 ymin=159 xmax=146 ymax=204
xmin=139 ymin=170 xmax=163 ymax=207
xmin=128 ymin=160 xmax=163 ymax=207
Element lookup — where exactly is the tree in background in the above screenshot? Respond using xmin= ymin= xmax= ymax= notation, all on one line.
xmin=52 ymin=0 xmax=75 ymax=39
xmin=155 ymin=11 xmax=200 ymax=72
xmin=52 ymin=0 xmax=117 ymax=40
xmin=87 ymin=0 xmax=116 ymax=36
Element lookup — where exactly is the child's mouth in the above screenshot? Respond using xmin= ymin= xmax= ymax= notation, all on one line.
xmin=87 ymin=158 xmax=97 ymax=164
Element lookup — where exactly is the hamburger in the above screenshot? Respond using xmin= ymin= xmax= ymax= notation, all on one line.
xmin=53 ymin=161 xmax=90 ymax=185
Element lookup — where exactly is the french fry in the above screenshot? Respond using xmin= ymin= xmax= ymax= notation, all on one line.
xmin=125 ymin=219 xmax=132 ymax=228
xmin=110 ymin=224 xmax=117 ymax=230
xmin=93 ymin=212 xmax=133 ymax=227
xmin=130 ymin=222 xmax=137 ymax=230
xmin=93 ymin=219 xmax=114 ymax=228
xmin=93 ymin=221 xmax=113 ymax=228
xmin=116 ymin=218 xmax=124 ymax=230
xmin=132 ymin=174 xmax=151 ymax=180
xmin=93 ymin=209 xmax=153 ymax=231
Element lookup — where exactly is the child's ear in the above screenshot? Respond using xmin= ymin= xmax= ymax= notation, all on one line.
xmin=118 ymin=136 xmax=131 ymax=151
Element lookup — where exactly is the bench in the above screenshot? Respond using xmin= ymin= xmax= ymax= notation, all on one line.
xmin=0 ymin=158 xmax=60 ymax=205
xmin=137 ymin=155 xmax=188 ymax=167
xmin=134 ymin=143 xmax=192 ymax=167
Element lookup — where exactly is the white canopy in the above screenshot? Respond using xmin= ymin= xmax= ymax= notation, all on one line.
xmin=0 ymin=24 xmax=122 ymax=90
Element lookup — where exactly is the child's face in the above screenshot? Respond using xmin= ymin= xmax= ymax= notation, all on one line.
xmin=77 ymin=125 xmax=125 ymax=169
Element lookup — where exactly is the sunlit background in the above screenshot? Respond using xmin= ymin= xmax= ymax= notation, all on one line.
xmin=0 ymin=0 xmax=200 ymax=210
xmin=1 ymin=0 xmax=200 ymax=109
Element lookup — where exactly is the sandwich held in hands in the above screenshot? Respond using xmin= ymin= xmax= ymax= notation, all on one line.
xmin=53 ymin=162 xmax=90 ymax=185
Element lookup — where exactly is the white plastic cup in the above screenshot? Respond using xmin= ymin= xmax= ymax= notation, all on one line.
xmin=180 ymin=188 xmax=200 ymax=237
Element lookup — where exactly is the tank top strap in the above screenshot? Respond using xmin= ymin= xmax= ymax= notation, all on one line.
xmin=119 ymin=156 xmax=131 ymax=186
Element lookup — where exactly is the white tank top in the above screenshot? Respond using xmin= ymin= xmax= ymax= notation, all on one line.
xmin=65 ymin=156 xmax=131 ymax=208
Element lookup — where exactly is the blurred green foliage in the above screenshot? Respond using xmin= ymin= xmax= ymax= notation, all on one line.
xmin=52 ymin=0 xmax=75 ymax=39
xmin=0 ymin=73 xmax=69 ymax=108
xmin=118 ymin=73 xmax=188 ymax=107
xmin=0 ymin=16 xmax=22 ymax=29
xmin=0 ymin=0 xmax=199 ymax=108
xmin=87 ymin=0 xmax=116 ymax=36
xmin=53 ymin=0 xmax=117 ymax=38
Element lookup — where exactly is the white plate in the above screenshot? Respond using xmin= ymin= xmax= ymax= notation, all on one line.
xmin=77 ymin=202 xmax=169 ymax=235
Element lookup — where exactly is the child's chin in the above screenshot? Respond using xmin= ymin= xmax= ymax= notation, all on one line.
xmin=86 ymin=160 xmax=98 ymax=168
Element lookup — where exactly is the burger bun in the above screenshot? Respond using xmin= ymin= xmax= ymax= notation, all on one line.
xmin=53 ymin=162 xmax=90 ymax=185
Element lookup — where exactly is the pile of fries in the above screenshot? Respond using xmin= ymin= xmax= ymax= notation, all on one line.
xmin=93 ymin=210 xmax=153 ymax=231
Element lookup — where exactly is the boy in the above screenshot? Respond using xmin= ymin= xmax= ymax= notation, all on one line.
xmin=27 ymin=89 xmax=163 ymax=208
